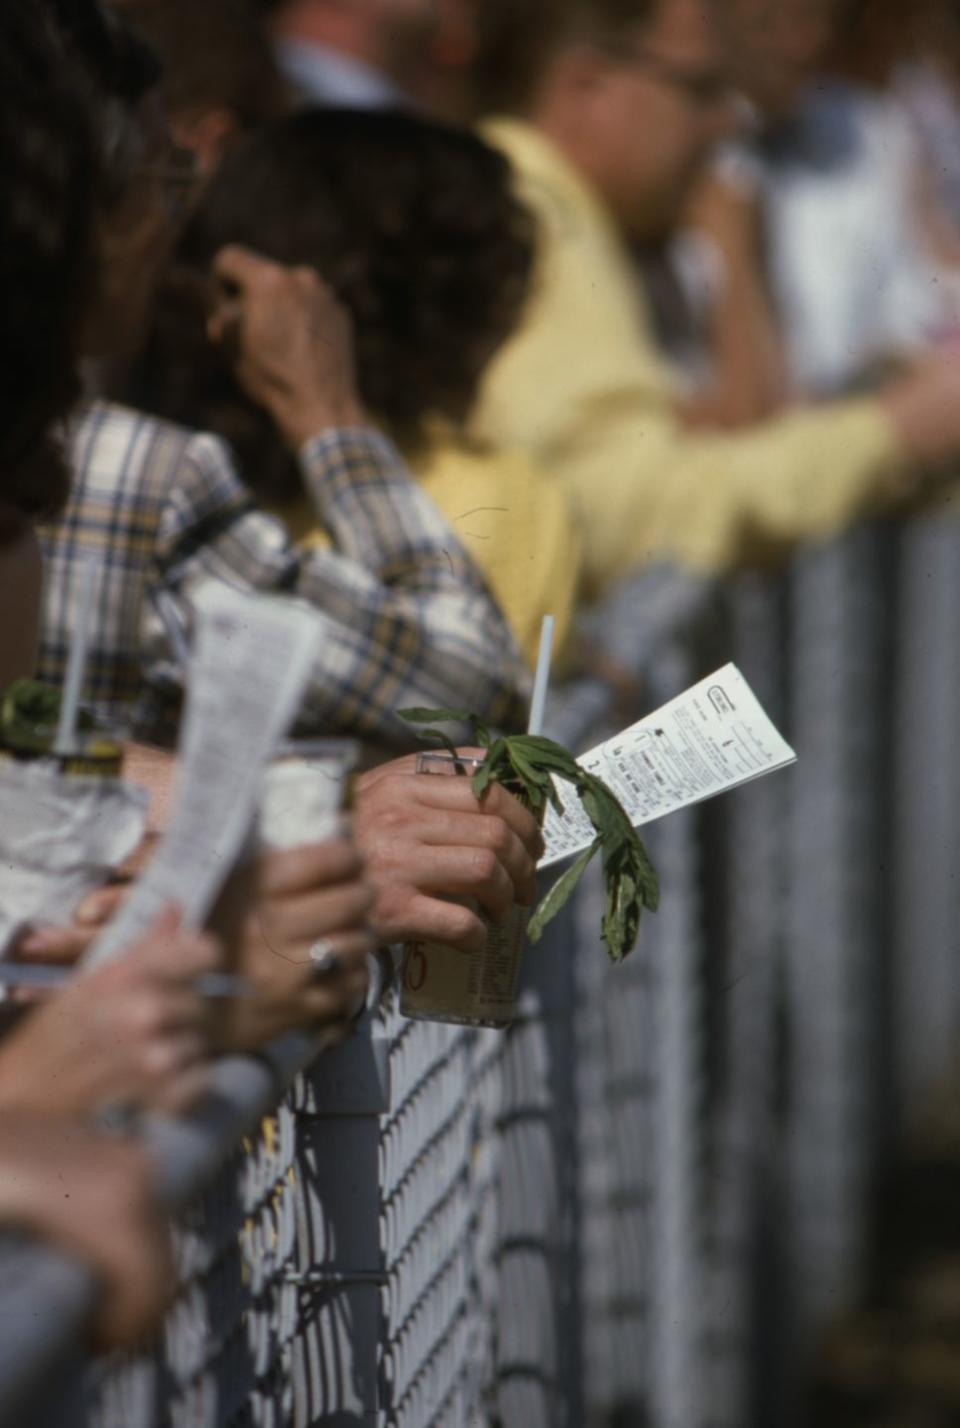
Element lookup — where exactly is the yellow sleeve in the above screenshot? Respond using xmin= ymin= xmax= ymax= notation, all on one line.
xmin=415 ymin=442 xmax=582 ymax=668
xmin=474 ymin=149 xmax=906 ymax=595
xmin=273 ymin=442 xmax=582 ymax=670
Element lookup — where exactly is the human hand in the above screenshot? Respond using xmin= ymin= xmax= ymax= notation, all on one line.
xmin=13 ymin=881 xmax=130 ymax=973
xmin=211 ymin=839 xmax=374 ymax=1052
xmin=353 ymin=752 xmax=544 ymax=952
xmin=208 ymin=245 xmax=365 ymax=448
xmin=0 ymin=907 xmax=219 ymax=1117
xmin=685 ymin=168 xmax=762 ymax=262
xmin=882 ymin=348 xmax=960 ymax=472
xmin=0 ymin=1112 xmax=172 ymax=1349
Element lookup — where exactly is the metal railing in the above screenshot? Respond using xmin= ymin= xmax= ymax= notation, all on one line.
xmin=2 ymin=509 xmax=958 ymax=1428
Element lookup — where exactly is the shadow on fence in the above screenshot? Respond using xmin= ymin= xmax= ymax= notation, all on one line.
xmin=3 ymin=510 xmax=959 ymax=1428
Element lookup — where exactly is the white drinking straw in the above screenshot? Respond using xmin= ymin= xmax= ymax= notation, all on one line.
xmin=53 ymin=557 xmax=99 ymax=755
xmin=527 ymin=615 xmax=556 ymax=737
xmin=151 ymin=587 xmax=192 ymax=670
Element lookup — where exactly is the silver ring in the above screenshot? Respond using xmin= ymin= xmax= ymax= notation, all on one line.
xmin=309 ymin=940 xmax=342 ymax=977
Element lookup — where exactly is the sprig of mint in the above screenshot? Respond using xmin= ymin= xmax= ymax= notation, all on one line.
xmin=0 ymin=678 xmax=93 ymax=754
xmin=399 ymin=708 xmax=659 ymax=962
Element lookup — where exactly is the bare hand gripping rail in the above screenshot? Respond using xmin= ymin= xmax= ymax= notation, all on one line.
xmin=0 ymin=1027 xmax=332 ymax=1427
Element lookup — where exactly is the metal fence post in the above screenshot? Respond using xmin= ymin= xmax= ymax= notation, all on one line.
xmin=891 ymin=513 xmax=960 ymax=1124
xmin=782 ymin=528 xmax=893 ymax=1411
xmin=289 ymin=1020 xmax=391 ymax=1426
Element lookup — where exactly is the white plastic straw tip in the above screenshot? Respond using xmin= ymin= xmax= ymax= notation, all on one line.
xmin=527 ymin=615 xmax=556 ymax=738
xmin=54 ymin=557 xmax=100 ymax=755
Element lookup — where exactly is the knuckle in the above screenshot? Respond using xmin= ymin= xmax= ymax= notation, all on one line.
xmin=481 ymin=816 xmax=511 ymax=856
xmin=469 ymin=847 xmax=500 ymax=886
xmin=262 ymin=263 xmax=286 ymax=290
xmin=445 ymin=902 xmax=481 ymax=942
xmin=482 ymin=782 xmax=509 ymax=814
xmin=372 ymin=800 xmax=407 ymax=834
xmin=142 ymin=1039 xmax=179 ymax=1082
xmin=129 ymin=995 xmax=165 ymax=1040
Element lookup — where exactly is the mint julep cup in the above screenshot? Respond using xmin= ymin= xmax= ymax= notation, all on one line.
xmin=400 ymin=751 xmax=533 ymax=1029
xmin=257 ymin=739 xmax=359 ymax=851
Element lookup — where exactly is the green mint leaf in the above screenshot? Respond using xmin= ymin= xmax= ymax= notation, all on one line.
xmin=528 ymin=839 xmax=600 ymax=942
xmin=398 ymin=706 xmax=474 ymax=725
xmin=398 ymin=706 xmax=493 ymax=751
xmin=394 ymin=706 xmax=661 ymax=966
xmin=472 ymin=740 xmax=509 ymax=800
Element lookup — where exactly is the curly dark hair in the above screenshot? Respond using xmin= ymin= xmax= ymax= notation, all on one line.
xmin=126 ymin=107 xmax=535 ymax=504
xmin=0 ymin=2 xmax=98 ymax=518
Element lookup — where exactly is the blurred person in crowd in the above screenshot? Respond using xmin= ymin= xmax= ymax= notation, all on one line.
xmin=0 ymin=1111 xmax=172 ymax=1349
xmin=0 ymin=0 xmax=230 ymax=1107
xmin=23 ymin=1 xmax=541 ymax=1055
xmin=261 ymin=0 xmax=446 ymax=110
xmin=713 ymin=0 xmax=960 ymax=397
xmin=640 ymin=159 xmax=791 ymax=428
xmin=0 ymin=0 xmax=99 ymax=689
xmin=469 ymin=0 xmax=960 ymax=598
xmin=0 ymin=910 xmax=220 ymax=1116
xmin=0 ymin=0 xmax=176 ymax=1350
xmin=115 ymin=0 xmax=289 ymax=175
xmin=0 ymin=0 xmax=376 ymax=1089
xmin=36 ymin=0 xmax=529 ymax=749
xmin=127 ymin=108 xmax=581 ymax=669
xmin=837 ymin=0 xmax=960 ymax=268
xmin=127 ymin=0 xmax=482 ymax=132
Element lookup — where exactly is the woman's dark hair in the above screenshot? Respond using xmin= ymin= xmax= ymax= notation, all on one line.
xmin=0 ymin=2 xmax=98 ymax=518
xmin=127 ymin=107 xmax=535 ymax=503
xmin=45 ymin=0 xmax=163 ymax=205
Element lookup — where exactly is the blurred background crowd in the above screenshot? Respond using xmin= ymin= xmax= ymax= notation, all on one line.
xmin=5 ymin=0 xmax=960 ymax=1422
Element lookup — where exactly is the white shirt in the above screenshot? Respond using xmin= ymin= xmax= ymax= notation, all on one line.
xmin=745 ymin=83 xmax=953 ymax=394
xmin=275 ymin=38 xmax=407 ymax=110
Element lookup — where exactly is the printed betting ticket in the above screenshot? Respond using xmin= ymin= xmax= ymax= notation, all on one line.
xmin=86 ymin=585 xmax=323 ymax=967
xmin=540 ymin=663 xmax=796 ymax=869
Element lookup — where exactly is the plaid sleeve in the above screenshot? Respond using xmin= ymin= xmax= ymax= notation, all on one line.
xmin=150 ymin=426 xmax=531 ymax=746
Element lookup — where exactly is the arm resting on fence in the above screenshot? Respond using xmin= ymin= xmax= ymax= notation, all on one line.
xmin=0 ymin=1024 xmax=349 ymax=1425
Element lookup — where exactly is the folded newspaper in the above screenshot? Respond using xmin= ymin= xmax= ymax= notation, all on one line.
xmin=540 ymin=663 xmax=796 ymax=869
xmin=86 ymin=583 xmax=326 ymax=967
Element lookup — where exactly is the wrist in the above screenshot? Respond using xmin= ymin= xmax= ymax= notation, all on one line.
xmin=881 ymin=367 xmax=960 ymax=472
xmin=276 ymin=397 xmax=368 ymax=450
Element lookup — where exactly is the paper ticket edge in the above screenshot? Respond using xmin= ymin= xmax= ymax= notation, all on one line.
xmin=538 ymin=662 xmax=797 ymax=870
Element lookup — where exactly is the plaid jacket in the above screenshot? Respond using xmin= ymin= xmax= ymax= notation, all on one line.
xmin=38 ymin=401 xmax=530 ymax=746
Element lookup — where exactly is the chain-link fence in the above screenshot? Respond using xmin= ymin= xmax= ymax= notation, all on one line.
xmin=3 ymin=509 xmax=959 ymax=1428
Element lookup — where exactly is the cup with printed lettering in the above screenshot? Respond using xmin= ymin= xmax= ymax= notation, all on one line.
xmin=400 ymin=751 xmax=534 ymax=1029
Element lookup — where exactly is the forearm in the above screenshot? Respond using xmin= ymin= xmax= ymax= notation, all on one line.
xmin=559 ymin=396 xmax=905 ymax=589
xmin=152 ymin=430 xmax=529 ymax=744
xmin=291 ymin=580 xmax=529 ymax=744
xmin=298 ymin=428 xmax=484 ymax=587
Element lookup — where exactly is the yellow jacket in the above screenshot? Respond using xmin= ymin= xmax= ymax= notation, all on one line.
xmin=472 ymin=119 xmax=906 ymax=597
xmin=283 ymin=428 xmax=581 ymax=669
